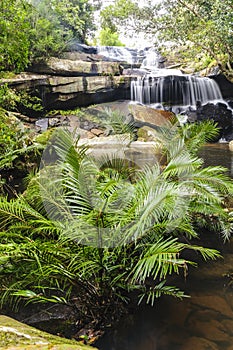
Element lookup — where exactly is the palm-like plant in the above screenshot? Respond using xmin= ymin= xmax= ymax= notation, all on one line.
xmin=0 ymin=120 xmax=232 ymax=329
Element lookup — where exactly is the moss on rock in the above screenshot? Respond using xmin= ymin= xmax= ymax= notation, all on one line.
xmin=0 ymin=315 xmax=96 ymax=350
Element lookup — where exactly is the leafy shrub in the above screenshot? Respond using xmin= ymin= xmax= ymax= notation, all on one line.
xmin=0 ymin=121 xmax=232 ymax=337
xmin=0 ymin=84 xmax=20 ymax=111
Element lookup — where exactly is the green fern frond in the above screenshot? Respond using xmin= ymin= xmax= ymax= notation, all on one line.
xmin=138 ymin=281 xmax=189 ymax=306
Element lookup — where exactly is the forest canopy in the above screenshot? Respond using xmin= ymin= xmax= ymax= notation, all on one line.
xmin=101 ymin=0 xmax=233 ymax=75
xmin=0 ymin=0 xmax=232 ymax=75
xmin=0 ymin=0 xmax=98 ymax=72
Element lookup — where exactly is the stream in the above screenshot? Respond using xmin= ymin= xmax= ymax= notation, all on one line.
xmin=96 ymin=143 xmax=233 ymax=350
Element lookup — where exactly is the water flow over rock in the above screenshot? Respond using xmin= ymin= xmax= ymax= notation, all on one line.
xmin=131 ymin=74 xmax=223 ymax=108
xmin=130 ymin=57 xmax=233 ymax=140
xmin=96 ymin=46 xmax=165 ymax=67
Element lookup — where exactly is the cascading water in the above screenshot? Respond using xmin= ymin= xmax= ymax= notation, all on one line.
xmin=96 ymin=44 xmax=232 ymax=139
xmin=131 ymin=74 xmax=223 ymax=109
xmin=97 ymin=46 xmax=165 ymax=67
xmin=97 ymin=46 xmax=138 ymax=64
xmin=130 ymin=68 xmax=233 ymax=140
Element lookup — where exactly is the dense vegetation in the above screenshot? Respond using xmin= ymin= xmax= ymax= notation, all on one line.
xmin=1 ymin=0 xmax=232 ymax=75
xmin=0 ymin=0 xmax=233 ymax=343
xmin=0 ymin=0 xmax=98 ymax=72
xmin=0 ymin=119 xmax=232 ymax=339
xmin=101 ymin=0 xmax=233 ymax=75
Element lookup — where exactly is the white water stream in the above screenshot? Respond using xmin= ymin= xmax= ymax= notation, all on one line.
xmin=131 ymin=74 xmax=223 ymax=108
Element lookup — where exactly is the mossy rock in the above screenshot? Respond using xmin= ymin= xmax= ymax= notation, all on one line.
xmin=0 ymin=315 xmax=96 ymax=350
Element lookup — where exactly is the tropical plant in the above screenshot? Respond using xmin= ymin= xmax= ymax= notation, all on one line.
xmin=96 ymin=107 xmax=137 ymax=139
xmin=0 ymin=120 xmax=232 ymax=334
xmin=178 ymin=119 xmax=221 ymax=155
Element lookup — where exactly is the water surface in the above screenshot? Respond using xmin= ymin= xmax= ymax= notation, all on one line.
xmin=96 ymin=143 xmax=233 ymax=350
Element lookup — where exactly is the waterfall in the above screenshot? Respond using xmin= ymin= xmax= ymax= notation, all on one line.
xmin=96 ymin=46 xmax=164 ymax=66
xmin=131 ymin=74 xmax=223 ymax=108
xmin=97 ymin=46 xmax=138 ymax=64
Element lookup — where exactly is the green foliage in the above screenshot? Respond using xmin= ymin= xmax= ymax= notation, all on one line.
xmin=0 ymin=108 xmax=43 ymax=171
xmin=157 ymin=0 xmax=233 ymax=73
xmin=0 ymin=83 xmax=43 ymax=114
xmin=28 ymin=16 xmax=71 ymax=62
xmin=178 ymin=120 xmax=220 ymax=155
xmin=0 ymin=84 xmax=20 ymax=110
xmin=28 ymin=0 xmax=97 ymax=61
xmin=0 ymin=0 xmax=97 ymax=71
xmin=49 ymin=0 xmax=96 ymax=43
xmin=0 ymin=109 xmax=28 ymax=158
xmin=97 ymin=107 xmax=137 ymax=138
xmin=16 ymin=90 xmax=43 ymax=113
xmin=0 ymin=119 xmax=232 ymax=325
xmin=101 ymin=0 xmax=233 ymax=75
xmin=0 ymin=0 xmax=31 ymax=72
xmin=98 ymin=28 xmax=125 ymax=47
xmin=100 ymin=0 xmax=140 ymax=33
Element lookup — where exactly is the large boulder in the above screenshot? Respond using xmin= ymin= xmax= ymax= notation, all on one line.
xmin=128 ymin=104 xmax=177 ymax=128
xmin=211 ymin=74 xmax=233 ymax=99
xmin=196 ymin=101 xmax=233 ymax=140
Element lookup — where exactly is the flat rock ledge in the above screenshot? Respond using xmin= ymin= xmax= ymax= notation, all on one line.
xmin=0 ymin=315 xmax=96 ymax=350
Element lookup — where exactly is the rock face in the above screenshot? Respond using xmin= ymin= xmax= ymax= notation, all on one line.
xmin=211 ymin=74 xmax=233 ymax=99
xmin=196 ymin=101 xmax=233 ymax=140
xmin=18 ymin=54 xmax=130 ymax=110
xmin=2 ymin=50 xmax=233 ymax=120
xmin=45 ymin=75 xmax=130 ymax=109
xmin=3 ymin=72 xmax=131 ymax=110
xmin=0 ymin=315 xmax=95 ymax=349
xmin=29 ymin=57 xmax=122 ymax=76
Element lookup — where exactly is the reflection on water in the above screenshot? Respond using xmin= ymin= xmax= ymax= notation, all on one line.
xmin=96 ymin=250 xmax=233 ymax=350
xmin=199 ymin=143 xmax=233 ymax=178
xmin=96 ymin=143 xmax=233 ymax=350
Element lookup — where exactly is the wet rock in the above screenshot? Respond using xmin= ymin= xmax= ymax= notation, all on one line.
xmin=196 ymin=101 xmax=233 ymax=140
xmin=66 ymin=43 xmax=97 ymax=54
xmin=187 ymin=319 xmax=229 ymax=342
xmin=187 ymin=309 xmax=219 ymax=323
xmin=222 ymin=320 xmax=233 ymax=335
xmin=48 ymin=117 xmax=61 ymax=127
xmin=77 ymin=134 xmax=132 ymax=149
xmin=129 ymin=104 xmax=177 ymax=129
xmin=137 ymin=126 xmax=159 ymax=141
xmin=180 ymin=336 xmax=218 ymax=350
xmin=0 ymin=315 xmax=95 ymax=349
xmin=190 ymin=295 xmax=233 ymax=318
xmin=5 ymin=74 xmax=131 ymax=110
xmin=90 ymin=128 xmax=104 ymax=137
xmin=186 ymin=110 xmax=197 ymax=123
xmin=35 ymin=118 xmax=48 ymax=132
xmin=70 ymin=127 xmax=94 ymax=140
xmin=211 ymin=74 xmax=233 ymax=99
xmin=225 ymin=292 xmax=233 ymax=312
xmin=190 ymin=253 xmax=233 ymax=281
xmin=226 ymin=340 xmax=233 ymax=350
xmin=79 ymin=119 xmax=100 ymax=131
